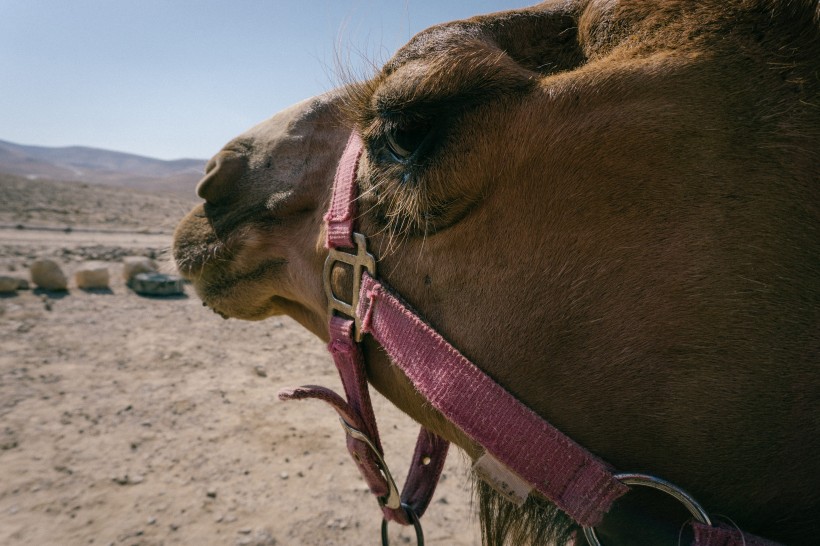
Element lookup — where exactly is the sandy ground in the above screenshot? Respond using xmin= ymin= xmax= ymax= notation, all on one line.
xmin=0 ymin=177 xmax=479 ymax=546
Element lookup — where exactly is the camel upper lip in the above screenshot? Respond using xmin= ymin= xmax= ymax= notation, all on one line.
xmin=173 ymin=238 xmax=228 ymax=278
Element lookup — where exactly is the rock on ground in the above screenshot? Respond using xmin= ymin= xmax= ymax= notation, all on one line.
xmin=29 ymin=259 xmax=67 ymax=291
xmin=122 ymin=256 xmax=158 ymax=282
xmin=74 ymin=261 xmax=110 ymax=289
xmin=129 ymin=272 xmax=184 ymax=296
xmin=0 ymin=275 xmax=18 ymax=293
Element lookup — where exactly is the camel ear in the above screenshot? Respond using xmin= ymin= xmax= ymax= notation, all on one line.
xmin=196 ymin=151 xmax=248 ymax=205
xmin=394 ymin=6 xmax=585 ymax=76
xmin=476 ymin=7 xmax=584 ymax=74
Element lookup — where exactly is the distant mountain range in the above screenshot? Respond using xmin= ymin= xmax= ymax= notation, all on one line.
xmin=0 ymin=139 xmax=206 ymax=198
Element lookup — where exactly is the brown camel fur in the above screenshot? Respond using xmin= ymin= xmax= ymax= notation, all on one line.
xmin=174 ymin=1 xmax=820 ymax=544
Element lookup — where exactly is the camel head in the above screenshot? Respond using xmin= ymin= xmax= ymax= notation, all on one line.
xmin=174 ymin=1 xmax=819 ymax=544
xmin=173 ymin=94 xmax=350 ymax=336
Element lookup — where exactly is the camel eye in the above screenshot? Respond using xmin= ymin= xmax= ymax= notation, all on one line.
xmin=384 ymin=120 xmax=433 ymax=161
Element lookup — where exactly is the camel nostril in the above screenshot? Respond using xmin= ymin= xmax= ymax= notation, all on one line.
xmin=196 ymin=151 xmax=248 ymax=204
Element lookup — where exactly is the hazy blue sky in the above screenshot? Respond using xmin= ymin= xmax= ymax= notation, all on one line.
xmin=1 ymin=1 xmax=528 ymax=160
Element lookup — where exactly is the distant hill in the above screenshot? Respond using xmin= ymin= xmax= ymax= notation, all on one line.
xmin=0 ymin=139 xmax=206 ymax=198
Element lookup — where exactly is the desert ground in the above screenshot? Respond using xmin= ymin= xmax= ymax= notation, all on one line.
xmin=0 ymin=175 xmax=478 ymax=545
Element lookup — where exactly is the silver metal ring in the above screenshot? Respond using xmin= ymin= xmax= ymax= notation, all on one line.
xmin=381 ymin=504 xmax=424 ymax=546
xmin=582 ymin=473 xmax=712 ymax=546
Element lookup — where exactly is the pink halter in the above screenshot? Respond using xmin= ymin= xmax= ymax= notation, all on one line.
xmin=280 ymin=132 xmax=780 ymax=546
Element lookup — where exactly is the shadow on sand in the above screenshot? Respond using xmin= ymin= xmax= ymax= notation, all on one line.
xmin=80 ymin=287 xmax=115 ymax=295
xmin=133 ymin=292 xmax=189 ymax=301
xmin=33 ymin=288 xmax=70 ymax=299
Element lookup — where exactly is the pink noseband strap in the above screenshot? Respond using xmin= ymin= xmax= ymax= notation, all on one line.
xmin=357 ymin=273 xmax=626 ymax=525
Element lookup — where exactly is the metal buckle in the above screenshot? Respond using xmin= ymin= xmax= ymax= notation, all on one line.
xmin=582 ymin=473 xmax=712 ymax=546
xmin=339 ymin=418 xmax=401 ymax=510
xmin=323 ymin=232 xmax=376 ymax=342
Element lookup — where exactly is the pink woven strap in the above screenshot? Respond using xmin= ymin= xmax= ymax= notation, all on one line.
xmin=401 ymin=427 xmax=450 ymax=517
xmin=328 ymin=316 xmax=382 ymax=447
xmin=324 ymin=132 xmax=363 ymax=249
xmin=278 ymin=383 xmax=391 ymax=500
xmin=280 ymin=315 xmax=448 ymax=524
xmin=692 ymin=522 xmax=783 ymax=546
xmin=357 ymin=272 xmax=628 ymax=527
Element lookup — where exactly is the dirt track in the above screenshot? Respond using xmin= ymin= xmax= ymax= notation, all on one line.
xmin=0 ymin=226 xmax=171 ymax=250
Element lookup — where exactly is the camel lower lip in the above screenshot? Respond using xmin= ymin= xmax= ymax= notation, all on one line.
xmin=199 ymin=292 xmax=290 ymax=322
xmin=201 ymin=300 xmax=230 ymax=319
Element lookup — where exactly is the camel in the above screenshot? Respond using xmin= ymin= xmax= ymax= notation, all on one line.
xmin=173 ymin=1 xmax=819 ymax=544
